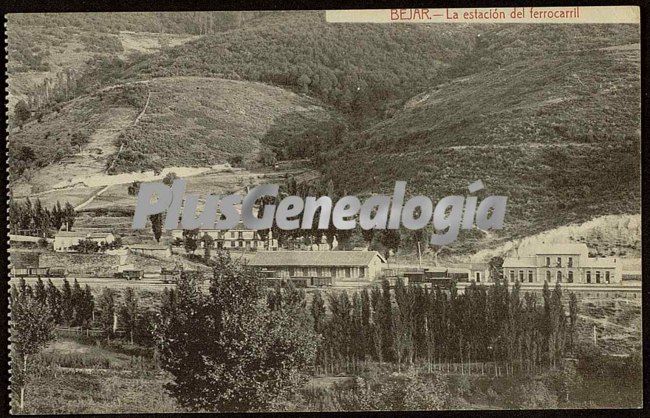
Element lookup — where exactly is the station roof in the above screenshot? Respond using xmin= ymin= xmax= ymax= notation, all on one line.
xmin=249 ymin=251 xmax=386 ymax=267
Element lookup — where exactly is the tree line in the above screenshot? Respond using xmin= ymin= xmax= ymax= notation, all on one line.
xmin=11 ymin=278 xmax=154 ymax=346
xmin=11 ymin=252 xmax=581 ymax=412
xmin=309 ymin=278 xmax=579 ymax=374
xmin=9 ymin=198 xmax=76 ymax=237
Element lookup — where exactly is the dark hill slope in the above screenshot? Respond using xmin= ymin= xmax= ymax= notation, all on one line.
xmin=93 ymin=12 xmax=480 ymax=121
xmin=109 ymin=77 xmax=340 ymax=173
xmin=9 ymin=77 xmax=338 ymax=193
xmin=322 ymin=45 xmax=640 ymax=253
xmin=447 ymin=23 xmax=639 ymax=77
xmin=7 ymin=11 xmax=262 ymax=35
xmin=113 ymin=14 xmax=637 ymax=119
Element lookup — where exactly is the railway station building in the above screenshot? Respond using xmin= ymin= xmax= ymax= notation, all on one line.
xmin=248 ymin=250 xmax=386 ymax=287
xmin=502 ymin=243 xmax=622 ymax=285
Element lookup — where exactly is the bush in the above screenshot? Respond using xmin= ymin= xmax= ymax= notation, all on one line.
xmin=448 ymin=374 xmax=472 ymax=398
xmin=303 ymin=371 xmax=449 ymax=411
xmin=503 ymin=379 xmax=558 ymax=409
xmin=14 ymin=100 xmax=31 ymax=125
xmin=36 ymin=352 xmax=110 ymax=369
xmin=227 ymin=154 xmax=243 ymax=167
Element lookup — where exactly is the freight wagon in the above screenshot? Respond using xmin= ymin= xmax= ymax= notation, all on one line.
xmin=11 ymin=266 xmax=67 ymax=278
xmin=114 ymin=270 xmax=144 ymax=280
xmin=161 ymin=268 xmax=205 ymax=284
xmin=259 ymin=270 xmax=334 ymax=288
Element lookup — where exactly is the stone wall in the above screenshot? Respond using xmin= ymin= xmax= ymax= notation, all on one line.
xmin=39 ymin=252 xmax=122 ymax=277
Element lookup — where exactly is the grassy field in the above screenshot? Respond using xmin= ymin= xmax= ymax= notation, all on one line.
xmin=14 ymin=322 xmax=642 ymax=414
xmin=15 ymin=338 xmax=181 ymax=414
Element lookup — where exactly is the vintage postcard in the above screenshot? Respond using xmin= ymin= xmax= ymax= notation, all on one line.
xmin=5 ymin=6 xmax=643 ymax=414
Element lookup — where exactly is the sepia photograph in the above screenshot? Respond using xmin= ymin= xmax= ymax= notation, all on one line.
xmin=5 ymin=5 xmax=644 ymax=414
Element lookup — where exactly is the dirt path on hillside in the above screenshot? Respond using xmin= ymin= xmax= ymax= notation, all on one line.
xmin=15 ymin=107 xmax=139 ymax=197
xmin=74 ymin=185 xmax=110 ymax=211
xmin=15 ymin=86 xmax=155 ymax=200
xmin=381 ymin=142 xmax=596 ymax=160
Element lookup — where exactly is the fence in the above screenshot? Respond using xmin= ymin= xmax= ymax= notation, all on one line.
xmin=56 ymin=327 xmax=126 ymax=338
xmin=313 ymin=358 xmax=569 ymax=378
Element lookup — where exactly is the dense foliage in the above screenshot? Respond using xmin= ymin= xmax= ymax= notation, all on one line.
xmin=9 ymin=198 xmax=76 ymax=237
xmin=10 ymin=282 xmax=57 ymax=412
xmin=312 ymin=279 xmax=578 ymax=374
xmin=8 ymin=11 xmax=261 ymax=35
xmin=155 ymin=252 xmax=317 ymax=412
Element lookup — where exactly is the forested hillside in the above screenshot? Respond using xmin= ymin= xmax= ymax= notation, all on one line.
xmin=322 ymin=44 xmax=640 ymax=252
xmin=7 ymin=11 xmax=261 ymax=35
xmin=7 ymin=12 xmax=640 ymax=254
xmin=58 ymin=12 xmax=480 ymax=125
xmin=111 ymin=14 xmax=638 ymax=122
xmin=9 ymin=77 xmax=340 ymax=190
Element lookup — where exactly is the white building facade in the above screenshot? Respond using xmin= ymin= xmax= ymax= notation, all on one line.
xmin=502 ymin=243 xmax=622 ymax=285
xmin=171 ymin=222 xmax=278 ymax=251
xmin=53 ymin=231 xmax=115 ymax=252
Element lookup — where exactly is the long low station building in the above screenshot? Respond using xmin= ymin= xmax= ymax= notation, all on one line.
xmin=247 ymin=250 xmax=386 ymax=287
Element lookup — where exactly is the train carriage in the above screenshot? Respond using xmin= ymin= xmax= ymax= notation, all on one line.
xmin=114 ymin=270 xmax=144 ymax=280
xmin=11 ymin=266 xmax=68 ymax=278
xmin=11 ymin=267 xmax=30 ymax=278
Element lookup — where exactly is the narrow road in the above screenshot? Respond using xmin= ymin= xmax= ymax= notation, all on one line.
xmin=74 ymin=185 xmax=110 ymax=211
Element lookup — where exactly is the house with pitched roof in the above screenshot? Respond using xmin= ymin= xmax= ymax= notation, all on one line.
xmin=127 ymin=243 xmax=172 ymax=259
xmin=53 ymin=230 xmax=115 ymax=252
xmin=248 ymin=250 xmax=386 ymax=286
xmin=171 ymin=221 xmax=278 ymax=251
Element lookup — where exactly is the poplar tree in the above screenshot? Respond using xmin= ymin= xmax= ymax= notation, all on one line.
xmin=10 ymin=285 xmax=56 ymax=412
xmin=360 ymin=288 xmax=372 ymax=358
xmin=33 ymin=278 xmax=47 ymax=305
xmin=393 ymin=277 xmax=415 ymax=369
xmin=61 ymin=278 xmax=74 ymax=325
xmin=81 ymin=285 xmax=95 ymax=327
xmin=568 ymin=292 xmax=579 ymax=351
xmin=97 ymin=288 xmax=117 ymax=337
xmin=46 ymin=279 xmax=62 ymax=324
xmin=311 ymin=290 xmax=326 ymax=370
xmin=63 ymin=202 xmax=76 ymax=229
xmin=352 ymin=292 xmax=365 ymax=364
xmin=380 ymin=279 xmax=395 ymax=362
xmin=71 ymin=279 xmax=83 ymax=326
xmin=119 ymin=287 xmax=139 ymax=344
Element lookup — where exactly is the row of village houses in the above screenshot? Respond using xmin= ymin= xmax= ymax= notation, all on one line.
xmin=246 ymin=242 xmax=639 ymax=288
xmin=234 ymin=244 xmax=639 ymax=289
xmin=53 ymin=222 xmax=279 ymax=254
xmin=51 ymin=229 xmax=640 ymax=288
